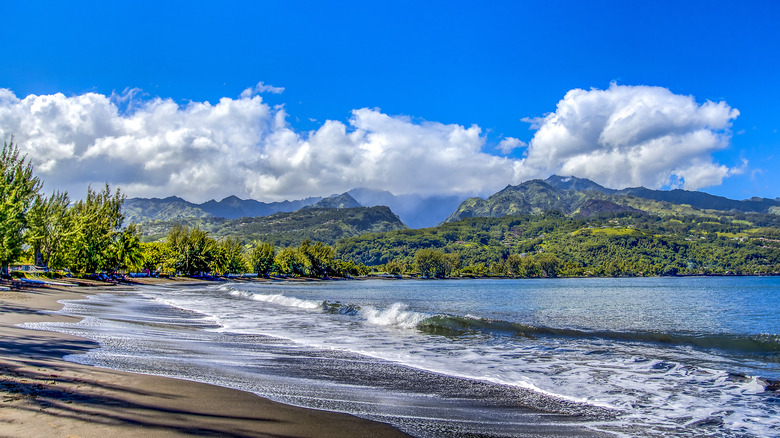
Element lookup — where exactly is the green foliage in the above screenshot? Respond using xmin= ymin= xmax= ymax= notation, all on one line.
xmin=210 ymin=237 xmax=247 ymax=275
xmin=140 ymin=242 xmax=169 ymax=273
xmin=113 ymin=223 xmax=145 ymax=272
xmin=414 ymin=248 xmax=453 ymax=278
xmin=274 ymin=246 xmax=309 ymax=277
xmin=270 ymin=239 xmax=343 ymax=278
xmin=333 ymin=259 xmax=370 ymax=277
xmin=68 ymin=184 xmax=125 ymax=274
xmin=26 ymin=191 xmax=74 ymax=269
xmin=298 ymin=239 xmax=336 ymax=277
xmin=164 ymin=224 xmax=216 ymax=276
xmin=247 ymin=241 xmax=275 ymax=277
xmin=136 ymin=206 xmax=406 ymax=246
xmin=384 ymin=259 xmax=404 ymax=275
xmin=0 ymin=139 xmax=42 ymax=275
xmin=338 ymin=210 xmax=780 ymax=277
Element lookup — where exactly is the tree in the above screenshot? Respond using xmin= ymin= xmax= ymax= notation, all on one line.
xmin=298 ymin=239 xmax=335 ymax=277
xmin=334 ymin=259 xmax=369 ymax=277
xmin=505 ymin=253 xmax=524 ymax=277
xmin=210 ymin=237 xmax=246 ymax=275
xmin=247 ymin=241 xmax=275 ymax=277
xmin=0 ymin=140 xmax=42 ymax=276
xmin=140 ymin=241 xmax=169 ymax=273
xmin=26 ymin=191 xmax=74 ymax=269
xmin=274 ymin=247 xmax=308 ymax=277
xmin=414 ymin=248 xmax=450 ymax=278
xmin=507 ymin=253 xmax=541 ymax=277
xmin=112 ymin=224 xmax=144 ymax=272
xmin=385 ymin=259 xmax=404 ymax=275
xmin=164 ymin=224 xmax=216 ymax=276
xmin=69 ymin=184 xmax=125 ymax=274
xmin=536 ymin=254 xmax=563 ymax=277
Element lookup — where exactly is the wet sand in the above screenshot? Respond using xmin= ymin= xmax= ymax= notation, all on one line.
xmin=0 ymin=280 xmax=408 ymax=438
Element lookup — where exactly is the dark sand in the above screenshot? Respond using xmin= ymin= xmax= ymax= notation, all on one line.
xmin=0 ymin=280 xmax=408 ymax=438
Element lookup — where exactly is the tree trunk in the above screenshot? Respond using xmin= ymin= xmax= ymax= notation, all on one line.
xmin=35 ymin=247 xmax=44 ymax=268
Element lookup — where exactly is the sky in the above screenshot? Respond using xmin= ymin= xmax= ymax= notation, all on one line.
xmin=1 ymin=0 xmax=779 ymax=203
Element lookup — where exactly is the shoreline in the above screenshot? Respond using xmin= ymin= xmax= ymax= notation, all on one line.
xmin=0 ymin=281 xmax=408 ymax=437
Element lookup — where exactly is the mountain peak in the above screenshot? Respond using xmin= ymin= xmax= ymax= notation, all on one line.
xmin=310 ymin=192 xmax=362 ymax=209
xmin=544 ymin=175 xmax=613 ymax=193
xmin=446 ymin=176 xmax=780 ymax=223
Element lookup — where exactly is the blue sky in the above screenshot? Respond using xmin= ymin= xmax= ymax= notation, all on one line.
xmin=1 ymin=1 xmax=778 ymax=202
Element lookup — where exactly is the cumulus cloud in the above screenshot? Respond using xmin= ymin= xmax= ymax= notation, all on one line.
xmin=518 ymin=83 xmax=741 ymax=190
xmin=0 ymin=83 xmax=743 ymax=202
xmin=0 ymin=88 xmax=514 ymax=201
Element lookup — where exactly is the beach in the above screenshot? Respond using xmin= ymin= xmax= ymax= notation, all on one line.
xmin=4 ymin=277 xmax=776 ymax=437
xmin=0 ymin=280 xmax=407 ymax=438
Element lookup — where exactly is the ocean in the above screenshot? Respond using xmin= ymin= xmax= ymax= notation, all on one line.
xmin=24 ymin=277 xmax=780 ymax=437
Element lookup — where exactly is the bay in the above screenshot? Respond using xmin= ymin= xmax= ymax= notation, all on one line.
xmin=25 ymin=276 xmax=780 ymax=437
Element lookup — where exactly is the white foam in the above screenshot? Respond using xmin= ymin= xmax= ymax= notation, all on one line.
xmin=90 ymin=281 xmax=780 ymax=437
xmin=229 ymin=289 xmax=322 ymax=309
xmin=360 ymin=303 xmax=428 ymax=329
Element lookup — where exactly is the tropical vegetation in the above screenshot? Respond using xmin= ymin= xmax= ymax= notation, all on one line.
xmin=3 ymin=137 xmax=779 ymax=281
xmin=336 ymin=210 xmax=780 ymax=277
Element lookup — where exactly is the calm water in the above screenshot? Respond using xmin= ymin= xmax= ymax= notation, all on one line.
xmin=25 ymin=277 xmax=780 ymax=437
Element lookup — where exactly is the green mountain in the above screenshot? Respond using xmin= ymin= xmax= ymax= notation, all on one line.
xmin=199 ymin=195 xmax=321 ymax=218
xmin=308 ymin=192 xmax=362 ymax=209
xmin=126 ymin=190 xmax=466 ymax=228
xmin=124 ymin=195 xmax=322 ymax=223
xmin=446 ymin=176 xmax=780 ymax=222
xmin=123 ymin=196 xmax=213 ymax=223
xmin=336 ymin=208 xmax=780 ymax=276
xmin=445 ymin=179 xmax=593 ymax=222
xmin=139 ymin=206 xmax=406 ymax=247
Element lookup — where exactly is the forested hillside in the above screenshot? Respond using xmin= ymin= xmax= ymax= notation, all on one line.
xmin=337 ymin=210 xmax=780 ymax=277
xmin=139 ymin=206 xmax=406 ymax=247
xmin=446 ymin=176 xmax=780 ymax=222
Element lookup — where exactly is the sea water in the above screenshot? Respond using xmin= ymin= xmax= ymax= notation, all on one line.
xmin=24 ymin=277 xmax=780 ymax=437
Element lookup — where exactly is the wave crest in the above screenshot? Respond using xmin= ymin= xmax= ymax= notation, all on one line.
xmin=228 ymin=289 xmax=322 ymax=309
xmin=418 ymin=314 xmax=780 ymax=356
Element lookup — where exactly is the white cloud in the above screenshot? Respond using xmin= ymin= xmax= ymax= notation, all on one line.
xmin=496 ymin=137 xmax=526 ymax=154
xmin=0 ymin=83 xmax=743 ymax=202
xmin=240 ymin=81 xmax=285 ymax=98
xmin=519 ymin=83 xmax=741 ymax=190
xmin=0 ymin=88 xmax=514 ymax=201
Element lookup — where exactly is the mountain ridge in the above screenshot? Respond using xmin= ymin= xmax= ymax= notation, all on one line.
xmin=126 ymin=190 xmax=467 ymax=228
xmin=139 ymin=205 xmax=406 ymax=247
xmin=124 ymin=195 xmax=323 ymax=223
xmin=445 ymin=175 xmax=780 ymax=222
xmin=126 ymin=176 xmax=780 ymax=231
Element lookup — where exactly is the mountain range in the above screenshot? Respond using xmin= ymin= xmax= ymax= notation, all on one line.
xmin=139 ymin=205 xmax=406 ymax=247
xmin=125 ymin=190 xmax=466 ymax=228
xmin=445 ymin=176 xmax=780 ymax=222
xmin=126 ymin=176 xmax=780 ymax=239
xmin=123 ymin=195 xmax=323 ymax=224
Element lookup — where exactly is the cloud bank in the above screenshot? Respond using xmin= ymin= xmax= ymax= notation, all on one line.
xmin=0 ymin=84 xmax=741 ymax=202
xmin=519 ymin=83 xmax=741 ymax=190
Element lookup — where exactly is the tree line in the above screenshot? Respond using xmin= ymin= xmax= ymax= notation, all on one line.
xmin=141 ymin=225 xmax=369 ymax=278
xmin=0 ymin=140 xmax=368 ymax=279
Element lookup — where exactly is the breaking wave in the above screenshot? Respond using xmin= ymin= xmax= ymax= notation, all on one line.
xmin=222 ymin=284 xmax=780 ymax=357
xmin=418 ymin=314 xmax=780 ymax=357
